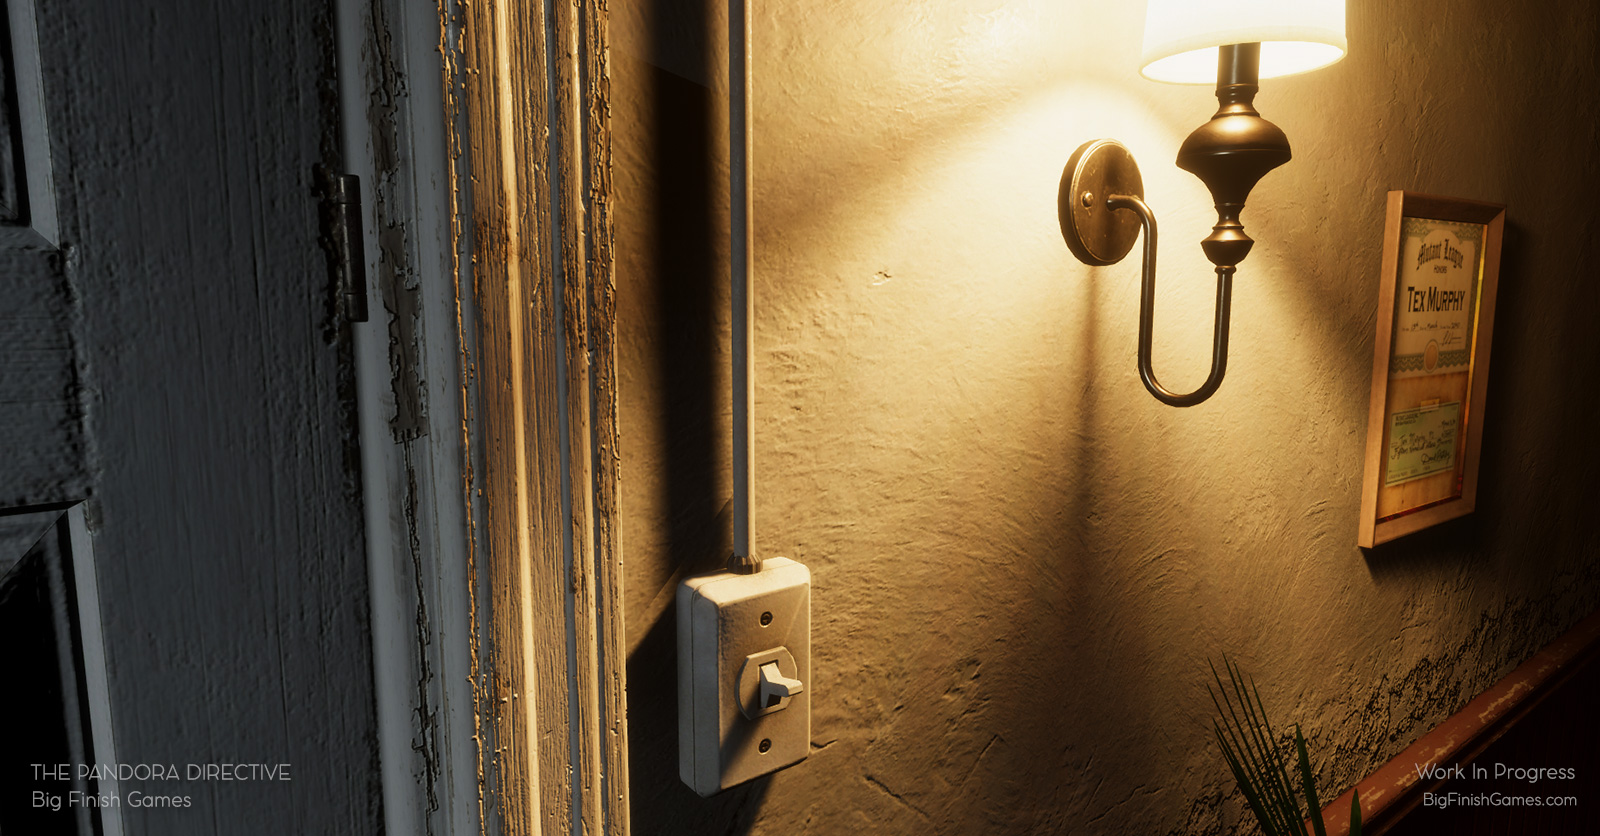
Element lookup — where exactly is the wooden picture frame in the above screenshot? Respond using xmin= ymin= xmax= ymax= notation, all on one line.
xmin=1358 ymin=191 xmax=1506 ymax=548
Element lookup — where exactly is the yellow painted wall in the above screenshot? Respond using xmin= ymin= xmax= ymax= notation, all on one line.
xmin=614 ymin=1 xmax=1600 ymax=831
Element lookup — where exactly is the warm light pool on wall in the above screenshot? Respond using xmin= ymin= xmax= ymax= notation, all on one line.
xmin=1059 ymin=0 xmax=1346 ymax=406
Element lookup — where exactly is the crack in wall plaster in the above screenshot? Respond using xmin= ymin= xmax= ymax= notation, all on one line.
xmin=864 ymin=774 xmax=932 ymax=823
xmin=954 ymin=733 xmax=1003 ymax=794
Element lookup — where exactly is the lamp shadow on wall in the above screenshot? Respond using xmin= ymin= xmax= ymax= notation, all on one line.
xmin=622 ymin=0 xmax=771 ymax=829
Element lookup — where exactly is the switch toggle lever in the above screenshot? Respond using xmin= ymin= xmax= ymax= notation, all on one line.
xmin=737 ymin=646 xmax=802 ymax=719
xmin=758 ymin=661 xmax=803 ymax=709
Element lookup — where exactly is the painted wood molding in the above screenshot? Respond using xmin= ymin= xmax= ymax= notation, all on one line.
xmin=449 ymin=0 xmax=628 ymax=832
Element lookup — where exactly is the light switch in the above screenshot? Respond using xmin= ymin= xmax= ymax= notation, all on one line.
xmin=677 ymin=557 xmax=810 ymax=796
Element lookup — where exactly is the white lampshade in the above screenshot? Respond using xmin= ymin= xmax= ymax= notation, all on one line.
xmin=1140 ymin=0 xmax=1346 ymax=84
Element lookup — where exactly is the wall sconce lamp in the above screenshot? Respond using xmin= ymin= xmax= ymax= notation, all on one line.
xmin=1059 ymin=1 xmax=1346 ymax=406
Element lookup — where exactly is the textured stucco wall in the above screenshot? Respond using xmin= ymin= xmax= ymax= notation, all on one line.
xmin=615 ymin=0 xmax=1600 ymax=833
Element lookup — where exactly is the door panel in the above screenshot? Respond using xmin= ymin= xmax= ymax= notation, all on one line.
xmin=0 ymin=508 xmax=99 ymax=836
xmin=0 ymin=248 xmax=83 ymax=507
xmin=0 ymin=0 xmax=80 ymax=508
xmin=0 ymin=0 xmax=384 ymax=833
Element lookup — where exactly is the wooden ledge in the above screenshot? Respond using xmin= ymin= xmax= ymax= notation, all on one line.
xmin=1315 ymin=607 xmax=1600 ymax=836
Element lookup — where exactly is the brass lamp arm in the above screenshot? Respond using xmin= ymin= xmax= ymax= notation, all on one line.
xmin=1058 ymin=44 xmax=1287 ymax=406
xmin=1105 ymin=193 xmax=1234 ymax=407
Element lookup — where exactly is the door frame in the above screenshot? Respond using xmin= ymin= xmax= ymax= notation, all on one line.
xmin=336 ymin=0 xmax=628 ymax=833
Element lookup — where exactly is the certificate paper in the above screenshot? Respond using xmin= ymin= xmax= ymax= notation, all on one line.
xmin=1358 ymin=192 xmax=1504 ymax=548
xmin=1389 ymin=218 xmax=1482 ymax=379
xmin=1384 ymin=402 xmax=1461 ymax=487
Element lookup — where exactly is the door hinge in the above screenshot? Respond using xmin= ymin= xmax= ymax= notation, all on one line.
xmin=320 ymin=173 xmax=369 ymax=323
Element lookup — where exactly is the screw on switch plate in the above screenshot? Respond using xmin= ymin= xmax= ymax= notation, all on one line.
xmin=677 ymin=557 xmax=810 ymax=797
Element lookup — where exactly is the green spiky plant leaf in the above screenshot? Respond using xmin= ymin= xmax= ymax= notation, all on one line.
xmin=1209 ymin=658 xmax=1361 ymax=836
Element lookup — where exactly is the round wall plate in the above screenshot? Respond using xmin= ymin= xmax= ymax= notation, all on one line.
xmin=1058 ymin=139 xmax=1144 ymax=266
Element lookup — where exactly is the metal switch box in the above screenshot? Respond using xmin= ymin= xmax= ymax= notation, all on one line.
xmin=677 ymin=557 xmax=810 ymax=796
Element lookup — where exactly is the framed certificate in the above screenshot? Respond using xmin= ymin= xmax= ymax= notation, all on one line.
xmin=1358 ymin=191 xmax=1506 ymax=548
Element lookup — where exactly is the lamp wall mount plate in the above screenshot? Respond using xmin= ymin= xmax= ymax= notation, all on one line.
xmin=1058 ymin=139 xmax=1145 ymax=267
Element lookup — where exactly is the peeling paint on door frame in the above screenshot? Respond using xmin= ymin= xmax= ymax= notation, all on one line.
xmin=341 ymin=0 xmax=627 ymax=833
